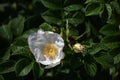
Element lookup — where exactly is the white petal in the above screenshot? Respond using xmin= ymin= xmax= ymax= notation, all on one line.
xmin=37 ymin=29 xmax=45 ymax=34
xmin=34 ymin=48 xmax=46 ymax=61
xmin=45 ymin=61 xmax=60 ymax=69
xmin=55 ymin=35 xmax=64 ymax=49
xmin=58 ymin=51 xmax=65 ymax=59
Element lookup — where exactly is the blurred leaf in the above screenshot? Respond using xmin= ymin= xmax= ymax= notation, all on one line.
xmin=111 ymin=1 xmax=120 ymax=14
xmin=11 ymin=46 xmax=31 ymax=59
xmin=64 ymin=4 xmax=82 ymax=11
xmin=114 ymin=53 xmax=120 ymax=64
xmin=12 ymin=37 xmax=28 ymax=46
xmin=22 ymin=28 xmax=38 ymax=39
xmin=42 ymin=15 xmax=62 ymax=25
xmin=1 ymin=49 xmax=10 ymax=61
xmin=84 ymin=63 xmax=97 ymax=77
xmin=100 ymin=24 xmax=120 ymax=36
xmin=107 ymin=14 xmax=116 ymax=24
xmin=69 ymin=28 xmax=79 ymax=36
xmin=0 ymin=3 xmax=9 ymax=12
xmin=89 ymin=43 xmax=103 ymax=55
xmin=33 ymin=62 xmax=44 ymax=78
xmin=105 ymin=4 xmax=112 ymax=20
xmin=109 ymin=67 xmax=116 ymax=75
xmin=0 ymin=75 xmax=4 ymax=80
xmin=0 ymin=25 xmax=12 ymax=41
xmin=0 ymin=60 xmax=15 ymax=74
xmin=40 ymin=0 xmax=62 ymax=10
xmin=100 ymin=36 xmax=120 ymax=50
xmin=8 ymin=16 xmax=25 ymax=36
xmin=94 ymin=53 xmax=113 ymax=68
xmin=15 ymin=59 xmax=33 ymax=76
xmin=85 ymin=0 xmax=101 ymax=4
xmin=42 ymin=10 xmax=62 ymax=25
xmin=39 ymin=23 xmax=53 ymax=31
xmin=67 ymin=12 xmax=84 ymax=26
xmin=85 ymin=3 xmax=103 ymax=16
xmin=68 ymin=18 xmax=82 ymax=26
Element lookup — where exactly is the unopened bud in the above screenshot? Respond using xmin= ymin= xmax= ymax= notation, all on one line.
xmin=73 ymin=43 xmax=84 ymax=53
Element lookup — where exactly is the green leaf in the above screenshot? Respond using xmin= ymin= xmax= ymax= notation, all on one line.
xmin=42 ymin=16 xmax=62 ymax=25
xmin=85 ymin=0 xmax=101 ymax=4
xmin=68 ymin=18 xmax=82 ymax=26
xmin=22 ymin=28 xmax=38 ymax=39
xmin=109 ymin=67 xmax=116 ymax=75
xmin=0 ymin=60 xmax=15 ymax=74
xmin=40 ymin=0 xmax=61 ymax=10
xmin=94 ymin=53 xmax=113 ymax=68
xmin=11 ymin=46 xmax=31 ymax=58
xmin=1 ymin=49 xmax=10 ymax=61
xmin=105 ymin=4 xmax=112 ymax=20
xmin=84 ymin=63 xmax=97 ymax=77
xmin=114 ymin=54 xmax=120 ymax=64
xmin=89 ymin=43 xmax=104 ymax=55
xmin=33 ymin=62 xmax=44 ymax=78
xmin=100 ymin=36 xmax=120 ymax=50
xmin=64 ymin=4 xmax=82 ymax=11
xmin=42 ymin=10 xmax=62 ymax=25
xmin=0 ymin=75 xmax=4 ymax=80
xmin=0 ymin=25 xmax=12 ymax=41
xmin=100 ymin=24 xmax=120 ymax=36
xmin=85 ymin=3 xmax=103 ymax=16
xmin=0 ymin=3 xmax=9 ymax=12
xmin=15 ymin=59 xmax=33 ymax=76
xmin=39 ymin=23 xmax=53 ymax=31
xmin=67 ymin=12 xmax=84 ymax=26
xmin=69 ymin=28 xmax=79 ymax=36
xmin=8 ymin=16 xmax=25 ymax=36
xmin=12 ymin=37 xmax=28 ymax=46
xmin=111 ymin=1 xmax=120 ymax=14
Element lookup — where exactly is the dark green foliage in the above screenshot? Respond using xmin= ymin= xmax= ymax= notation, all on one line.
xmin=0 ymin=0 xmax=120 ymax=80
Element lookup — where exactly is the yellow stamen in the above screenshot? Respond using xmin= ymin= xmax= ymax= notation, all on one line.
xmin=43 ymin=43 xmax=58 ymax=58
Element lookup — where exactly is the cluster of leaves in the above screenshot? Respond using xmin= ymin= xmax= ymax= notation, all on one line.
xmin=0 ymin=0 xmax=120 ymax=80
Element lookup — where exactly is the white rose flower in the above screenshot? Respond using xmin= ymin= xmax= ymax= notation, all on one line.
xmin=28 ymin=29 xmax=65 ymax=69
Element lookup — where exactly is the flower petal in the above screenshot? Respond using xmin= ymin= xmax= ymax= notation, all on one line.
xmin=45 ymin=61 xmax=60 ymax=69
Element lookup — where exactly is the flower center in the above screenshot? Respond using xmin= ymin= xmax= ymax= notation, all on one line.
xmin=43 ymin=43 xmax=58 ymax=58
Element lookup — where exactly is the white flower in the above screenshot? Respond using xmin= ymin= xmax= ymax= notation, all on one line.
xmin=28 ymin=29 xmax=65 ymax=69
